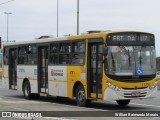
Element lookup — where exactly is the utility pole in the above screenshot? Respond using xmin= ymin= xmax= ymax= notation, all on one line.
xmin=57 ymin=0 xmax=59 ymax=37
xmin=0 ymin=0 xmax=14 ymax=42
xmin=77 ymin=0 xmax=79 ymax=35
xmin=4 ymin=12 xmax=12 ymax=42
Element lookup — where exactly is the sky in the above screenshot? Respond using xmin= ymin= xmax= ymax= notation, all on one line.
xmin=0 ymin=0 xmax=160 ymax=56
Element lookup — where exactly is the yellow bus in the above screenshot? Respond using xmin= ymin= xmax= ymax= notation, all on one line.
xmin=2 ymin=31 xmax=158 ymax=106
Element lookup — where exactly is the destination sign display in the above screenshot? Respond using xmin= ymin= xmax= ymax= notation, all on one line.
xmin=106 ymin=32 xmax=155 ymax=46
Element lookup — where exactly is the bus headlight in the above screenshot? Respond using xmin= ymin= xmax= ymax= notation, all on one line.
xmin=106 ymin=81 xmax=121 ymax=91
xmin=149 ymin=82 xmax=157 ymax=90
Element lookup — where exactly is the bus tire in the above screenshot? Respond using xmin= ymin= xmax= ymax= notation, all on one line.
xmin=23 ymin=81 xmax=32 ymax=99
xmin=76 ymin=85 xmax=91 ymax=107
xmin=116 ymin=100 xmax=130 ymax=106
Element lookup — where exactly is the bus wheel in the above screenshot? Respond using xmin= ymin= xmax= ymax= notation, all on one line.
xmin=76 ymin=85 xmax=91 ymax=107
xmin=23 ymin=81 xmax=32 ymax=99
xmin=116 ymin=100 xmax=130 ymax=106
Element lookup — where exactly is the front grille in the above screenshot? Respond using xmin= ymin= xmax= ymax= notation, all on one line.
xmin=122 ymin=87 xmax=147 ymax=90
xmin=124 ymin=92 xmax=147 ymax=98
xmin=121 ymin=88 xmax=148 ymax=98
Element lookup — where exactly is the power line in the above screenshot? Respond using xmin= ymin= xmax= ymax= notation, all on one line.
xmin=0 ymin=0 xmax=15 ymax=6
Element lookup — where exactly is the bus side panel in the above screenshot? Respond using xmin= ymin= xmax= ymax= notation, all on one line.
xmin=48 ymin=81 xmax=67 ymax=97
xmin=4 ymin=65 xmax=8 ymax=78
xmin=48 ymin=66 xmax=67 ymax=97
xmin=2 ymin=78 xmax=9 ymax=89
xmin=2 ymin=65 xmax=9 ymax=89
xmin=29 ymin=80 xmax=38 ymax=93
xmin=17 ymin=65 xmax=38 ymax=93
xmin=67 ymin=66 xmax=87 ymax=98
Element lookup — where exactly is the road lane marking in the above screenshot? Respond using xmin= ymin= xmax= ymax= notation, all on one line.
xmin=130 ymin=103 xmax=160 ymax=108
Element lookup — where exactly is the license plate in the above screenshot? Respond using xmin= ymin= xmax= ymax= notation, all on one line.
xmin=131 ymin=92 xmax=141 ymax=96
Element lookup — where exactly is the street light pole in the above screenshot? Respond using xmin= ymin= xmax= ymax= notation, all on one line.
xmin=57 ymin=0 xmax=59 ymax=37
xmin=77 ymin=0 xmax=79 ymax=35
xmin=4 ymin=12 xmax=12 ymax=42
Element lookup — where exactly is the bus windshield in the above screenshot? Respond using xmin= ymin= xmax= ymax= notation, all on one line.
xmin=104 ymin=46 xmax=156 ymax=76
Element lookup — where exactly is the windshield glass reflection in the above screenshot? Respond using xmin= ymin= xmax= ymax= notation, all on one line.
xmin=104 ymin=46 xmax=156 ymax=76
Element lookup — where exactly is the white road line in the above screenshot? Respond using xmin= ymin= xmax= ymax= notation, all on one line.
xmin=130 ymin=103 xmax=160 ymax=108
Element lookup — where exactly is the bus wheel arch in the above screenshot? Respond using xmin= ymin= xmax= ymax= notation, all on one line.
xmin=73 ymin=81 xmax=83 ymax=98
xmin=22 ymin=78 xmax=29 ymax=92
xmin=22 ymin=78 xmax=32 ymax=99
xmin=73 ymin=81 xmax=91 ymax=107
xmin=22 ymin=78 xmax=39 ymax=99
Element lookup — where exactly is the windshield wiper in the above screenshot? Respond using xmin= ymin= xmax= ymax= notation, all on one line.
xmin=111 ymin=52 xmax=116 ymax=70
xmin=139 ymin=43 xmax=145 ymax=66
xmin=128 ymin=49 xmax=131 ymax=66
xmin=139 ymin=50 xmax=142 ymax=66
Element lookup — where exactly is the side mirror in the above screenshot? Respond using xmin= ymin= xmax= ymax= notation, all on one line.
xmin=103 ymin=46 xmax=108 ymax=56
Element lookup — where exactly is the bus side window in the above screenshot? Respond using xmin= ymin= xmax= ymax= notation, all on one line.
xmin=28 ymin=45 xmax=32 ymax=54
xmin=50 ymin=43 xmax=59 ymax=65
xmin=18 ymin=46 xmax=28 ymax=65
xmin=71 ymin=41 xmax=85 ymax=65
xmin=18 ymin=46 xmax=27 ymax=54
xmin=50 ymin=43 xmax=58 ymax=53
xmin=27 ymin=45 xmax=37 ymax=65
xmin=59 ymin=42 xmax=71 ymax=65
xmin=78 ymin=41 xmax=85 ymax=53
xmin=59 ymin=54 xmax=70 ymax=65
xmin=59 ymin=42 xmax=71 ymax=53
xmin=50 ymin=54 xmax=59 ymax=64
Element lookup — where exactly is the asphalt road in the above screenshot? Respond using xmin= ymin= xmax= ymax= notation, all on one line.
xmin=0 ymin=79 xmax=160 ymax=120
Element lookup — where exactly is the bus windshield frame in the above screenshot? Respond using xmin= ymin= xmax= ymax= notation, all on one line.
xmin=104 ymin=32 xmax=156 ymax=81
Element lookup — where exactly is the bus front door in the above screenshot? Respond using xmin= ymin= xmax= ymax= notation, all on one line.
xmin=88 ymin=43 xmax=103 ymax=99
xmin=9 ymin=48 xmax=17 ymax=90
xmin=38 ymin=46 xmax=48 ymax=94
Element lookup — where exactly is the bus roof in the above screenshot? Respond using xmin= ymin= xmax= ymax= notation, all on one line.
xmin=4 ymin=30 xmax=153 ymax=47
xmin=4 ymin=37 xmax=67 ymax=46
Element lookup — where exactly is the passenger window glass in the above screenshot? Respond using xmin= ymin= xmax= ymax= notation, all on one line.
xmin=28 ymin=54 xmax=37 ymax=65
xmin=18 ymin=55 xmax=27 ymax=64
xmin=79 ymin=41 xmax=85 ymax=52
xmin=49 ymin=41 xmax=85 ymax=65
xmin=60 ymin=42 xmax=71 ymax=53
xmin=72 ymin=41 xmax=85 ymax=53
xmin=71 ymin=53 xmax=85 ymax=65
xmin=71 ymin=41 xmax=85 ymax=65
xmin=59 ymin=54 xmax=70 ymax=64
xmin=51 ymin=43 xmax=58 ymax=53
xmin=50 ymin=54 xmax=59 ymax=64
xmin=18 ymin=46 xmax=27 ymax=55
xmin=18 ymin=45 xmax=37 ymax=65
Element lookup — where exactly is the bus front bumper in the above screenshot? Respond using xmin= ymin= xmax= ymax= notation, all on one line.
xmin=103 ymin=86 xmax=158 ymax=101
